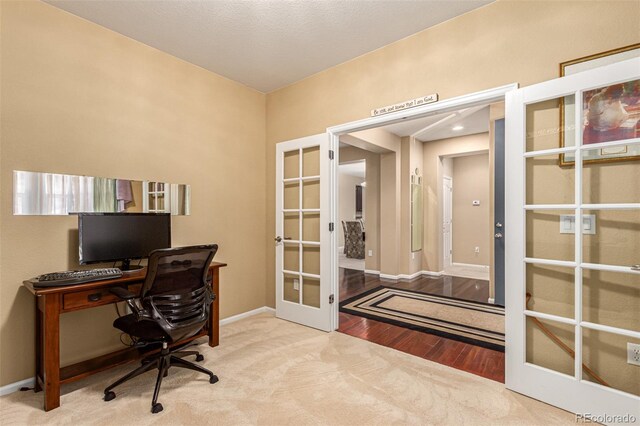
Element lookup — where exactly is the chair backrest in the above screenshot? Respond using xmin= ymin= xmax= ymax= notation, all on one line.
xmin=141 ymin=244 xmax=218 ymax=342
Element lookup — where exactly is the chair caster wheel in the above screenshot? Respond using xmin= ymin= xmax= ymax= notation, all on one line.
xmin=151 ymin=403 xmax=163 ymax=414
xmin=195 ymin=354 xmax=204 ymax=362
xmin=104 ymin=391 xmax=116 ymax=402
xmin=209 ymin=375 xmax=219 ymax=384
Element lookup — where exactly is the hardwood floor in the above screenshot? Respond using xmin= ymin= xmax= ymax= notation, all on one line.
xmin=338 ymin=269 xmax=505 ymax=383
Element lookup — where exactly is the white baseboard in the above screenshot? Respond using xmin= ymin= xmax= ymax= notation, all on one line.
xmin=421 ymin=270 xmax=444 ymax=277
xmin=488 ymin=298 xmax=495 ymax=304
xmin=219 ymin=306 xmax=275 ymax=326
xmin=0 ymin=377 xmax=35 ymax=397
xmin=451 ymin=262 xmax=490 ymax=270
xmin=364 ymin=269 xmax=380 ymax=275
xmin=378 ymin=270 xmax=443 ymax=280
xmin=378 ymin=273 xmax=398 ymax=280
xmin=397 ymin=270 xmax=423 ymax=280
xmin=0 ymin=305 xmax=276 ymax=397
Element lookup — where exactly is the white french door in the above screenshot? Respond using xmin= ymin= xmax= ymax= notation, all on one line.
xmin=275 ymin=134 xmax=333 ymax=331
xmin=505 ymin=57 xmax=640 ymax=420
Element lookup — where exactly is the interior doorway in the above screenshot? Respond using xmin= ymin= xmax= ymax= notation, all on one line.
xmin=332 ymin=87 xmax=513 ymax=382
xmin=440 ymin=151 xmax=491 ymax=285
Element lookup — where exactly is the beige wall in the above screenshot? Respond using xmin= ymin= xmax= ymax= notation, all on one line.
xmin=422 ymin=133 xmax=490 ymax=272
xmin=265 ymin=0 xmax=640 ymax=305
xmin=451 ymin=153 xmax=490 ymax=265
xmin=0 ymin=1 xmax=267 ymax=386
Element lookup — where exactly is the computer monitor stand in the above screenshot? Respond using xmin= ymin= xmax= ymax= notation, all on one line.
xmin=119 ymin=259 xmax=144 ymax=272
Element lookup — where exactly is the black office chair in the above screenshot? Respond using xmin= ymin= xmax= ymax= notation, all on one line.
xmin=103 ymin=244 xmax=219 ymax=414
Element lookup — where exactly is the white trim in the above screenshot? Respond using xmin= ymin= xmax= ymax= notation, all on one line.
xmin=219 ymin=306 xmax=275 ymax=326
xmin=371 ymin=269 xmax=444 ymax=280
xmin=327 ymin=83 xmax=518 ymax=135
xmin=397 ymin=271 xmax=424 ymax=280
xmin=378 ymin=273 xmax=398 ymax=280
xmin=487 ymin=298 xmax=495 ymax=304
xmin=0 ymin=377 xmax=35 ymax=397
xmin=451 ymin=262 xmax=490 ymax=269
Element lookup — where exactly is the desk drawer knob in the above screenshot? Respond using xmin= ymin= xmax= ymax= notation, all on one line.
xmin=88 ymin=293 xmax=102 ymax=302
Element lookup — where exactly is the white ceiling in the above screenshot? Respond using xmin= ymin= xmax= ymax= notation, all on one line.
xmin=45 ymin=0 xmax=492 ymax=93
xmin=339 ymin=162 xmax=365 ymax=179
xmin=382 ymin=105 xmax=490 ymax=141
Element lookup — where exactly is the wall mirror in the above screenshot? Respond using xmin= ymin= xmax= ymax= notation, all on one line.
xmin=411 ymin=173 xmax=423 ymax=252
xmin=13 ymin=170 xmax=190 ymax=216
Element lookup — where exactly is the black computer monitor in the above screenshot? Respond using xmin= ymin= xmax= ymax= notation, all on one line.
xmin=78 ymin=213 xmax=171 ymax=271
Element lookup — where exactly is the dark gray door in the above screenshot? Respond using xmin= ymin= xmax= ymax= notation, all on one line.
xmin=494 ymin=118 xmax=505 ymax=306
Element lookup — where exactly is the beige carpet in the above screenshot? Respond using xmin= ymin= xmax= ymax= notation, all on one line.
xmin=0 ymin=313 xmax=573 ymax=425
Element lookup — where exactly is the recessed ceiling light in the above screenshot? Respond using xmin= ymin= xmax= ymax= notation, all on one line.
xmin=452 ymin=125 xmax=464 ymax=131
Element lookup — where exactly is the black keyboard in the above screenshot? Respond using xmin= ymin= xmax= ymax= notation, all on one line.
xmin=28 ymin=268 xmax=123 ymax=287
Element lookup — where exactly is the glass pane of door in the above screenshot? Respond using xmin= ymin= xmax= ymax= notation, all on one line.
xmin=523 ymin=96 xmax=578 ymax=378
xmin=278 ymin=144 xmax=322 ymax=312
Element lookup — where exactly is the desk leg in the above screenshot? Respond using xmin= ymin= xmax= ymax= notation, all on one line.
xmin=34 ymin=297 xmax=42 ymax=393
xmin=42 ymin=294 xmax=61 ymax=411
xmin=209 ymin=269 xmax=220 ymax=347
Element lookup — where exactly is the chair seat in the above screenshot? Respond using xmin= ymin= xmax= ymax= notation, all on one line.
xmin=114 ymin=314 xmax=168 ymax=341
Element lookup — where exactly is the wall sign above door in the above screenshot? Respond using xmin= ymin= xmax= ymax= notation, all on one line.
xmin=371 ymin=94 xmax=438 ymax=117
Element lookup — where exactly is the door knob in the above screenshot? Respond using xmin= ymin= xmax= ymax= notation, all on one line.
xmin=495 ymin=222 xmax=503 ymax=228
xmin=495 ymin=232 xmax=503 ymax=239
xmin=632 ymin=264 xmax=640 ymax=271
xmin=274 ymin=236 xmax=282 ymax=243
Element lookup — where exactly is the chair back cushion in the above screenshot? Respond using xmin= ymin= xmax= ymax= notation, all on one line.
xmin=142 ymin=245 xmax=218 ymax=342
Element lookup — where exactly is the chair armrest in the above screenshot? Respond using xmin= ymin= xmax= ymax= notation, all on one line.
xmin=110 ymin=287 xmax=143 ymax=318
xmin=110 ymin=286 xmax=136 ymax=300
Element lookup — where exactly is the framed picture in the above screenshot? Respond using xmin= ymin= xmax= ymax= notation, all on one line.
xmin=559 ymin=43 xmax=640 ymax=166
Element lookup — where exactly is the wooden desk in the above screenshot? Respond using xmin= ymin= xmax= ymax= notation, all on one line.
xmin=23 ymin=262 xmax=227 ymax=412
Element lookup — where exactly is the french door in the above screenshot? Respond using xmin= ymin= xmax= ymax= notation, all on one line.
xmin=505 ymin=57 xmax=639 ymax=420
xmin=275 ymin=134 xmax=333 ymax=331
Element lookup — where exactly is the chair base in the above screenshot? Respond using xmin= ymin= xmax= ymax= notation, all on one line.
xmin=103 ymin=344 xmax=218 ymax=413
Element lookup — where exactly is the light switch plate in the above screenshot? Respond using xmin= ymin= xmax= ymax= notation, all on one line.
xmin=559 ymin=214 xmax=596 ymax=234
xmin=628 ymin=342 xmax=640 ymax=366
xmin=472 ymin=200 xmax=480 ymax=206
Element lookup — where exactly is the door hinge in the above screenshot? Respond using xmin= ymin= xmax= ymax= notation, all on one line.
xmin=329 ymin=222 xmax=334 ymax=232
xmin=329 ymin=294 xmax=335 ymax=304
xmin=329 ymin=150 xmax=334 ymax=160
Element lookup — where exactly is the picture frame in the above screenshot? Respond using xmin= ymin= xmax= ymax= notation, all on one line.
xmin=559 ymin=43 xmax=640 ymax=166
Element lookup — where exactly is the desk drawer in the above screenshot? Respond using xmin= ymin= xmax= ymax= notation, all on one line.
xmin=62 ymin=284 xmax=142 ymax=311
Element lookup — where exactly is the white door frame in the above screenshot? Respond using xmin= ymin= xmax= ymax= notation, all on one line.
xmin=326 ymin=83 xmax=518 ymax=330
xmin=442 ymin=175 xmax=453 ymax=269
